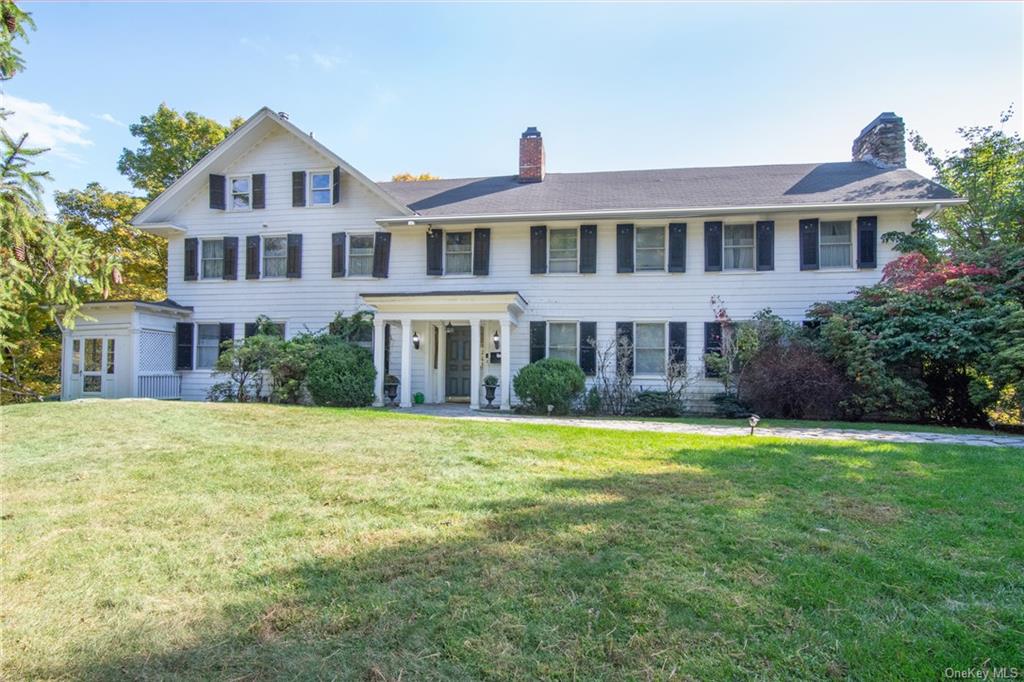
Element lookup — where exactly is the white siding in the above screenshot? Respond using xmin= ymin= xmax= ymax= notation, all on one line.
xmin=149 ymin=126 xmax=912 ymax=403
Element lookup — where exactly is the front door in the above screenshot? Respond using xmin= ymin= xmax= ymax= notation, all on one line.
xmin=445 ymin=326 xmax=471 ymax=400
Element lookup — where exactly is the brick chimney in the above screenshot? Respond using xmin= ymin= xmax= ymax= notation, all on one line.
xmin=852 ymin=112 xmax=906 ymax=169
xmin=518 ymin=127 xmax=544 ymax=183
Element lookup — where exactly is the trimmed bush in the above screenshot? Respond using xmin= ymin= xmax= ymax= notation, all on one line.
xmin=512 ymin=358 xmax=585 ymax=415
xmin=306 ymin=338 xmax=376 ymax=407
xmin=630 ymin=391 xmax=684 ymax=417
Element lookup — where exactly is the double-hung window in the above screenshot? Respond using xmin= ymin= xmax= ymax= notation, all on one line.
xmin=548 ymin=322 xmax=578 ymax=362
xmin=310 ymin=171 xmax=332 ymax=206
xmin=348 ymin=234 xmax=374 ymax=276
xmin=548 ymin=228 xmax=578 ymax=273
xmin=723 ymin=224 xmax=755 ymax=270
xmin=635 ymin=226 xmax=665 ymax=271
xmin=201 ymin=239 xmax=224 ymax=279
xmin=820 ymin=220 xmax=852 ymax=268
xmin=262 ymin=236 xmax=287 ymax=277
xmin=230 ymin=176 xmax=251 ymax=210
xmin=445 ymin=231 xmax=472 ymax=275
xmin=196 ymin=324 xmax=221 ymax=369
xmin=635 ymin=322 xmax=666 ymax=375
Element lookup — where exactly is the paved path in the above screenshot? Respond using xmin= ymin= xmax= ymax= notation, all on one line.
xmin=403 ymin=405 xmax=1024 ymax=449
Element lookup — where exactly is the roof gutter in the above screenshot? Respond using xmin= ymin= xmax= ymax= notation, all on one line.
xmin=376 ymin=198 xmax=968 ymax=226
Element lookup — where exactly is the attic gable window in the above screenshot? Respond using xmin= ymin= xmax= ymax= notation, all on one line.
xmin=310 ymin=171 xmax=332 ymax=206
xmin=230 ymin=176 xmax=251 ymax=210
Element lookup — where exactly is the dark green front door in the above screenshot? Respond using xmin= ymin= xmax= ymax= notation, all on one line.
xmin=445 ymin=326 xmax=471 ymax=399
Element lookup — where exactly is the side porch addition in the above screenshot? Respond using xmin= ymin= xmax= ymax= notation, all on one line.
xmin=360 ymin=291 xmax=527 ymax=410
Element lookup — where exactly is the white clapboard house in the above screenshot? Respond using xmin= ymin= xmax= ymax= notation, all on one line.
xmin=60 ymin=109 xmax=961 ymax=409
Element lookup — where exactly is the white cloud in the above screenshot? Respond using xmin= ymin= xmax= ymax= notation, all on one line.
xmin=311 ymin=53 xmax=342 ymax=71
xmin=95 ymin=112 xmax=127 ymax=128
xmin=2 ymin=94 xmax=92 ymax=162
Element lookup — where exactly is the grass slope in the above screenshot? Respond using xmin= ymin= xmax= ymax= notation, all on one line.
xmin=2 ymin=400 xmax=1022 ymax=680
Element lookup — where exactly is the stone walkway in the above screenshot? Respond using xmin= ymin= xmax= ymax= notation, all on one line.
xmin=402 ymin=404 xmax=1024 ymax=449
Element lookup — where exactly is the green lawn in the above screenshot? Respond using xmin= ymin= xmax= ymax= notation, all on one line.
xmin=3 ymin=401 xmax=1022 ymax=680
xmin=617 ymin=415 xmax=1007 ymax=436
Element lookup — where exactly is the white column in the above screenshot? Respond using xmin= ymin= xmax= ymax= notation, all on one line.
xmin=499 ymin=319 xmax=512 ymax=410
xmin=399 ymin=318 xmax=413 ymax=408
xmin=469 ymin=318 xmax=481 ymax=410
xmin=372 ymin=317 xmax=385 ymax=406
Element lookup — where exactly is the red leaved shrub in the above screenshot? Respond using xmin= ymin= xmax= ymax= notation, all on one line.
xmin=738 ymin=343 xmax=851 ymax=419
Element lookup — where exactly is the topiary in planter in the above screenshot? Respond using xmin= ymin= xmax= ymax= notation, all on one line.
xmin=512 ymin=358 xmax=585 ymax=415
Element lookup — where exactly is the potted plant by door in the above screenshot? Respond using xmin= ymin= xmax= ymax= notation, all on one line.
xmin=483 ymin=375 xmax=499 ymax=408
xmin=384 ymin=374 xmax=400 ymax=406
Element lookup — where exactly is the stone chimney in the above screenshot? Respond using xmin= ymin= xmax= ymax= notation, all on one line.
xmin=518 ymin=127 xmax=544 ymax=183
xmin=852 ymin=112 xmax=906 ymax=169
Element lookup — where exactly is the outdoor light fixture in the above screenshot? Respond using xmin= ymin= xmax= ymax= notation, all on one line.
xmin=492 ymin=329 xmax=500 ymax=349
xmin=411 ymin=331 xmax=420 ymax=350
xmin=748 ymin=414 xmax=761 ymax=436
xmin=445 ymin=321 xmax=454 ymax=334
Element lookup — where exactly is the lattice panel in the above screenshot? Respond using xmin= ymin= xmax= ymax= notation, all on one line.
xmin=138 ymin=331 xmax=175 ymax=372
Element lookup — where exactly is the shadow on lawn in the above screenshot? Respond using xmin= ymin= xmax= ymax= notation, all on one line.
xmin=44 ymin=442 xmax=1022 ymax=681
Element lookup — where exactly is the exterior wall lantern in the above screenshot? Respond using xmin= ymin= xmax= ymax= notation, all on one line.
xmin=411 ymin=331 xmax=421 ymax=350
xmin=492 ymin=329 xmax=500 ymax=350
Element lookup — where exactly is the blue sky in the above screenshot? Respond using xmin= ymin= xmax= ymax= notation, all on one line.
xmin=4 ymin=1 xmax=1022 ymax=211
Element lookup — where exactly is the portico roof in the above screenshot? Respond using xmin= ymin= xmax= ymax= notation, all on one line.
xmin=360 ymin=291 xmax=527 ymax=321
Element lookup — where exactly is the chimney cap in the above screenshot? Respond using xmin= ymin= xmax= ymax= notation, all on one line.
xmin=858 ymin=112 xmax=900 ymax=137
xmin=521 ymin=126 xmax=541 ymax=139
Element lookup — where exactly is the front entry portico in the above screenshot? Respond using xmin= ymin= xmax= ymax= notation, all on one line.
xmin=360 ymin=291 xmax=527 ymax=410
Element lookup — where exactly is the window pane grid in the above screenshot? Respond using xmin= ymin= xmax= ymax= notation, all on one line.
xmin=84 ymin=338 xmax=102 ymax=372
xmin=202 ymin=239 xmax=224 ymax=279
xmin=445 ymin=232 xmax=472 ymax=274
xmin=820 ymin=221 xmax=852 ymax=267
xmin=349 ymin=235 xmax=374 ymax=276
xmin=635 ymin=323 xmax=665 ymax=374
xmin=196 ymin=324 xmax=220 ymax=369
xmin=635 ymin=227 xmax=665 ymax=271
xmin=310 ymin=172 xmax=332 ymax=205
xmin=724 ymin=224 xmax=754 ymax=270
xmin=548 ymin=323 xmax=577 ymax=362
xmin=263 ymin=237 xmax=287 ymax=278
xmin=549 ymin=228 xmax=578 ymax=273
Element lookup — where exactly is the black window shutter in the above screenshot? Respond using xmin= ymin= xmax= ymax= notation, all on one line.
xmin=579 ymin=225 xmax=597 ymax=274
xmin=244 ymin=323 xmax=257 ymax=339
xmin=252 ymin=173 xmax=266 ymax=209
xmin=209 ymin=174 xmax=225 ymax=210
xmin=704 ymin=222 xmax=723 ymax=271
xmin=579 ymin=321 xmax=597 ymax=375
xmin=286 ymin=234 xmax=302 ymax=278
xmin=426 ymin=228 xmax=443 ymax=276
xmin=245 ymin=235 xmax=260 ymax=279
xmin=473 ymin=228 xmax=491 ymax=276
xmin=529 ymin=321 xmax=546 ymax=363
xmin=857 ymin=216 xmax=878 ymax=268
xmin=222 ymin=236 xmax=238 ymax=280
xmin=530 ymin=226 xmax=547 ymax=274
xmin=332 ymin=166 xmax=341 ymax=205
xmin=756 ymin=220 xmax=775 ymax=271
xmin=383 ymin=324 xmax=391 ymax=375
xmin=668 ymin=223 xmax=687 ymax=272
xmin=292 ymin=171 xmax=306 ymax=207
xmin=175 ymin=323 xmax=193 ymax=370
xmin=800 ymin=218 xmax=820 ymax=270
xmin=332 ymin=232 xmax=346 ymax=277
xmin=616 ymin=224 xmax=635 ymax=273
xmin=616 ymin=321 xmax=634 ymax=375
xmin=184 ymin=237 xmax=198 ymax=281
xmin=668 ymin=322 xmax=687 ymax=365
xmin=218 ymin=323 xmax=234 ymax=356
xmin=704 ymin=322 xmax=723 ymax=376
xmin=372 ymin=232 xmax=391 ymax=278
